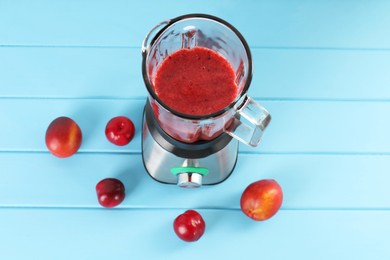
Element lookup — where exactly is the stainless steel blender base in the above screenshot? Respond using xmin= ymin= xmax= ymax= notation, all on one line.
xmin=141 ymin=105 xmax=239 ymax=187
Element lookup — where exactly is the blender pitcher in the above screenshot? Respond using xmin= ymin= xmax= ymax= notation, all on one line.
xmin=141 ymin=14 xmax=271 ymax=187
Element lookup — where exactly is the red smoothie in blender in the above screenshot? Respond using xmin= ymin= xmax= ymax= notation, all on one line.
xmin=154 ymin=47 xmax=238 ymax=116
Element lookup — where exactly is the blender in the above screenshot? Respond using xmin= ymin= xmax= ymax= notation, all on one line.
xmin=141 ymin=14 xmax=271 ymax=188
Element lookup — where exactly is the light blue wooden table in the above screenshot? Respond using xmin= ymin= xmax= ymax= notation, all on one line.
xmin=1 ymin=1 xmax=389 ymax=259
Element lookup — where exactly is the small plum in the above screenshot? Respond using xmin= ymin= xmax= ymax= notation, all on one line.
xmin=173 ymin=210 xmax=205 ymax=242
xmin=105 ymin=116 xmax=135 ymax=146
xmin=96 ymin=178 xmax=125 ymax=208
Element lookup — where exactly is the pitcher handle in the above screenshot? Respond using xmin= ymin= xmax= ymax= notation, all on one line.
xmin=225 ymin=96 xmax=271 ymax=147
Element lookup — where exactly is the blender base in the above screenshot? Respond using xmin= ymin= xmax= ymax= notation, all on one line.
xmin=141 ymin=104 xmax=239 ymax=187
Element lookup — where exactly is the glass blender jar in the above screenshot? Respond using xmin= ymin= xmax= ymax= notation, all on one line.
xmin=141 ymin=14 xmax=271 ymax=187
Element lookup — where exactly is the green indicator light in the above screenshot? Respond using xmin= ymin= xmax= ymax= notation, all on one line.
xmin=171 ymin=167 xmax=209 ymax=176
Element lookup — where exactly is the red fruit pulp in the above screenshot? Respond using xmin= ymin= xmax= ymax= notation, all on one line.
xmin=105 ymin=116 xmax=135 ymax=146
xmin=45 ymin=116 xmax=82 ymax=158
xmin=96 ymin=178 xmax=125 ymax=208
xmin=154 ymin=47 xmax=238 ymax=116
xmin=173 ymin=210 xmax=206 ymax=242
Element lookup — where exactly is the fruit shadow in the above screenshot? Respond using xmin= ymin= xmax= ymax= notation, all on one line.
xmin=148 ymin=212 xmax=199 ymax=254
xmin=202 ymin=191 xmax=257 ymax=232
xmin=266 ymin=161 xmax=307 ymax=208
xmin=115 ymin=158 xmax=146 ymax=197
xmin=69 ymin=102 xmax=103 ymax=148
xmin=239 ymin=154 xmax=307 ymax=209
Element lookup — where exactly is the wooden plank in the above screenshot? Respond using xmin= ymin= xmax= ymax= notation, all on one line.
xmin=1 ymin=99 xmax=390 ymax=153
xmin=0 ymin=153 xmax=389 ymax=208
xmin=0 ymin=208 xmax=388 ymax=260
xmin=253 ymin=49 xmax=390 ymax=100
xmin=0 ymin=47 xmax=145 ymax=99
xmin=1 ymin=48 xmax=390 ymax=100
xmin=1 ymin=1 xmax=390 ymax=48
